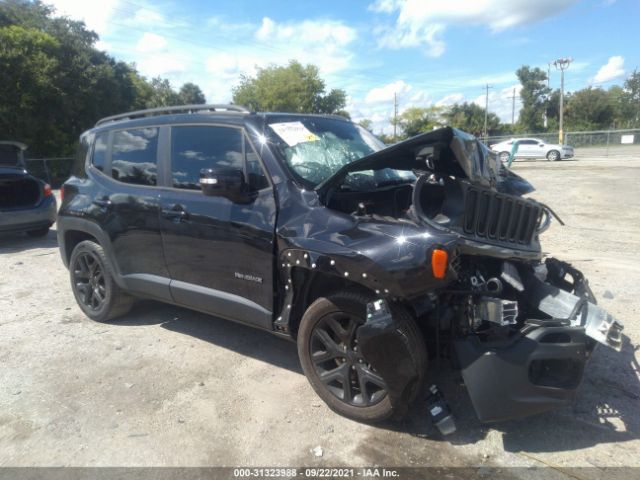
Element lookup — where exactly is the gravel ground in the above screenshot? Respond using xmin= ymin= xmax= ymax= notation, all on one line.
xmin=0 ymin=152 xmax=639 ymax=474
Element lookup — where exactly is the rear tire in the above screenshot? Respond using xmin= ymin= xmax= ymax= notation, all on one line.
xmin=69 ymin=240 xmax=134 ymax=322
xmin=547 ymin=150 xmax=560 ymax=161
xmin=297 ymin=292 xmax=427 ymax=422
xmin=499 ymin=151 xmax=510 ymax=163
xmin=26 ymin=227 xmax=49 ymax=237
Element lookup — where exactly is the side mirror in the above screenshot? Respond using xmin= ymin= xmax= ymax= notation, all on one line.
xmin=200 ymin=168 xmax=246 ymax=202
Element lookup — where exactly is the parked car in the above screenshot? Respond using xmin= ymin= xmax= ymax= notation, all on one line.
xmin=490 ymin=138 xmax=574 ymax=162
xmin=57 ymin=107 xmax=623 ymax=426
xmin=0 ymin=141 xmax=57 ymax=237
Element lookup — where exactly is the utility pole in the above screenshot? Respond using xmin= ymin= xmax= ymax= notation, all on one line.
xmin=553 ymin=57 xmax=573 ymax=144
xmin=483 ymin=84 xmax=492 ymax=141
xmin=509 ymin=88 xmax=516 ymax=126
xmin=393 ymin=92 xmax=398 ymax=142
xmin=544 ymin=62 xmax=552 ymax=129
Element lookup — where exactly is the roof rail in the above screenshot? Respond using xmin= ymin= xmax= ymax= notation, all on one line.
xmin=95 ymin=104 xmax=251 ymax=127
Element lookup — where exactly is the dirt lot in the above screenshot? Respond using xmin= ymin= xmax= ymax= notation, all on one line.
xmin=1 ymin=152 xmax=639 ymax=474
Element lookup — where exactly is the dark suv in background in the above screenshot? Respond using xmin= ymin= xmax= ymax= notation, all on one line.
xmin=58 ymin=104 xmax=623 ymax=425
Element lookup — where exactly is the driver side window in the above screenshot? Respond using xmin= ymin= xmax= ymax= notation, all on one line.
xmin=170 ymin=126 xmax=243 ymax=191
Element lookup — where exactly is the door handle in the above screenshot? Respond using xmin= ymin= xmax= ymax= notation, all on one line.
xmin=161 ymin=205 xmax=189 ymax=222
xmin=92 ymin=198 xmax=112 ymax=209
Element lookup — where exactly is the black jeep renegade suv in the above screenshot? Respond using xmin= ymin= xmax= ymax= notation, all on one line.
xmin=58 ymin=104 xmax=623 ymax=424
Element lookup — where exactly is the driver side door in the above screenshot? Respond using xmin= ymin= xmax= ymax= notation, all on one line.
xmin=159 ymin=124 xmax=276 ymax=329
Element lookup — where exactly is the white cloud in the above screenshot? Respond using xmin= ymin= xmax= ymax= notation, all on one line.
xmin=138 ymin=55 xmax=186 ymax=77
xmin=365 ymin=80 xmax=412 ymax=104
xmin=593 ymin=56 xmax=625 ymax=83
xmin=370 ymin=0 xmax=579 ymax=55
xmin=435 ymin=93 xmax=465 ymax=107
xmin=472 ymin=84 xmax=522 ymax=124
xmin=136 ymin=33 xmax=168 ymax=53
xmin=47 ymin=0 xmax=119 ymax=35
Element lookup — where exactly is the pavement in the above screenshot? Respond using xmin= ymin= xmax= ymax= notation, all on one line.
xmin=0 ymin=152 xmax=639 ymax=475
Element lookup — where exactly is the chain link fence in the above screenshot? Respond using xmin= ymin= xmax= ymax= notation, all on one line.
xmin=25 ymin=157 xmax=74 ymax=188
xmin=487 ymin=129 xmax=640 ymax=156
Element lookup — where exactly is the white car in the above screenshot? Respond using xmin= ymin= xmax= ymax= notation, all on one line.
xmin=490 ymin=138 xmax=574 ymax=162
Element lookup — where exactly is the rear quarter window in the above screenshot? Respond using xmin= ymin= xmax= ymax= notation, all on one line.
xmin=112 ymin=128 xmax=159 ymax=186
xmin=92 ymin=132 xmax=108 ymax=172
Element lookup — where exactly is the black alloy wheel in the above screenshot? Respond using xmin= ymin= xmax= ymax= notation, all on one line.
xmin=72 ymin=251 xmax=107 ymax=311
xmin=310 ymin=312 xmax=387 ymax=407
xmin=69 ymin=240 xmax=133 ymax=322
xmin=298 ymin=292 xmax=427 ymax=422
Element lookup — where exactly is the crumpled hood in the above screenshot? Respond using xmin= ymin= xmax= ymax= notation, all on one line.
xmin=315 ymin=127 xmax=535 ymax=199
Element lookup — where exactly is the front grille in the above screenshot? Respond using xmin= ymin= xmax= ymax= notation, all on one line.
xmin=463 ymin=187 xmax=541 ymax=245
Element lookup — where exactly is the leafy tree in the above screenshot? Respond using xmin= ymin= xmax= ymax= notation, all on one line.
xmin=146 ymin=77 xmax=181 ymax=108
xmin=179 ymin=82 xmax=206 ymax=105
xmin=565 ymin=87 xmax=614 ymax=130
xmin=396 ymin=106 xmax=444 ymax=138
xmin=358 ymin=119 xmax=373 ymax=131
xmin=516 ymin=66 xmax=551 ymax=132
xmin=0 ymin=0 xmax=206 ymax=158
xmin=621 ymin=69 xmax=640 ymax=127
xmin=232 ymin=60 xmax=347 ymax=114
xmin=443 ymin=102 xmax=502 ymax=137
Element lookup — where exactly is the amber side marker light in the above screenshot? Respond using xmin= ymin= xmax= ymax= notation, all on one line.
xmin=431 ymin=249 xmax=448 ymax=279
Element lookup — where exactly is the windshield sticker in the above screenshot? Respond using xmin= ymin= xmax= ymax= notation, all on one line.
xmin=270 ymin=122 xmax=319 ymax=147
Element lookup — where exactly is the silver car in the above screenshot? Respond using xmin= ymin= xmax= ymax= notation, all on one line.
xmin=490 ymin=138 xmax=574 ymax=162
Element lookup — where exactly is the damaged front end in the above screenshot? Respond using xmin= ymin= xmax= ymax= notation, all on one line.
xmin=310 ymin=127 xmax=624 ymax=423
xmin=450 ymin=257 xmax=623 ymax=422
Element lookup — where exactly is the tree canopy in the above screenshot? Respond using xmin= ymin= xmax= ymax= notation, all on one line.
xmin=0 ymin=0 xmax=206 ymax=156
xmin=232 ymin=61 xmax=347 ymax=115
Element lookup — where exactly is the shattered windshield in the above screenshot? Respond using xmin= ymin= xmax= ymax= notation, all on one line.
xmin=266 ymin=116 xmax=413 ymax=189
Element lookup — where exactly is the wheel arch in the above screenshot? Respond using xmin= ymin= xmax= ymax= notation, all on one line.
xmin=57 ymin=216 xmax=126 ymax=289
xmin=286 ymin=267 xmax=376 ymax=339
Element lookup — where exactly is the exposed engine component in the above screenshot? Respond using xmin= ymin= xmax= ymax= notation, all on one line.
xmin=474 ymin=297 xmax=518 ymax=326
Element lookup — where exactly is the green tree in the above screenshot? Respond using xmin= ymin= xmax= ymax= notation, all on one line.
xmin=565 ymin=87 xmax=614 ymax=130
xmin=147 ymin=77 xmax=181 ymax=107
xmin=358 ymin=119 xmax=373 ymax=131
xmin=397 ymin=106 xmax=444 ymax=138
xmin=0 ymin=0 xmax=206 ymax=158
xmin=179 ymin=82 xmax=206 ymax=104
xmin=232 ymin=60 xmax=347 ymax=114
xmin=516 ymin=66 xmax=551 ymax=132
xmin=443 ymin=102 xmax=502 ymax=137
xmin=621 ymin=69 xmax=640 ymax=127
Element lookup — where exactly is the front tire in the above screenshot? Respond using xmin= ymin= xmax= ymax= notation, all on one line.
xmin=547 ymin=150 xmax=560 ymax=161
xmin=69 ymin=240 xmax=134 ymax=322
xmin=297 ymin=292 xmax=427 ymax=422
xmin=499 ymin=151 xmax=511 ymax=163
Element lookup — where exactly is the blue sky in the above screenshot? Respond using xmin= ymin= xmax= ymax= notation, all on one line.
xmin=49 ymin=0 xmax=639 ymax=133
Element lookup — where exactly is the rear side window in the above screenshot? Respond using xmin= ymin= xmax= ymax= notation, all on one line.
xmin=170 ymin=126 xmax=243 ymax=190
xmin=92 ymin=133 xmax=108 ymax=172
xmin=112 ymin=128 xmax=159 ymax=186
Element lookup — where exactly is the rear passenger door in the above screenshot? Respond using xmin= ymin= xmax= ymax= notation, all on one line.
xmin=159 ymin=124 xmax=276 ymax=329
xmin=86 ymin=126 xmax=171 ymax=300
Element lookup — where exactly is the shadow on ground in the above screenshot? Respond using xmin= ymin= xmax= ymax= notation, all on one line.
xmin=0 ymin=227 xmax=58 ymax=253
xmin=107 ymin=300 xmax=639 ymax=454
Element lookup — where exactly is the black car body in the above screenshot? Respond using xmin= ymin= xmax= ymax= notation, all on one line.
xmin=0 ymin=141 xmax=57 ymax=237
xmin=57 ymin=105 xmax=624 ymax=424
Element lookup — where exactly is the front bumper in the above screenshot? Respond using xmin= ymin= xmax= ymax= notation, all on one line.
xmin=454 ymin=325 xmax=593 ymax=422
xmin=0 ymin=195 xmax=57 ymax=234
